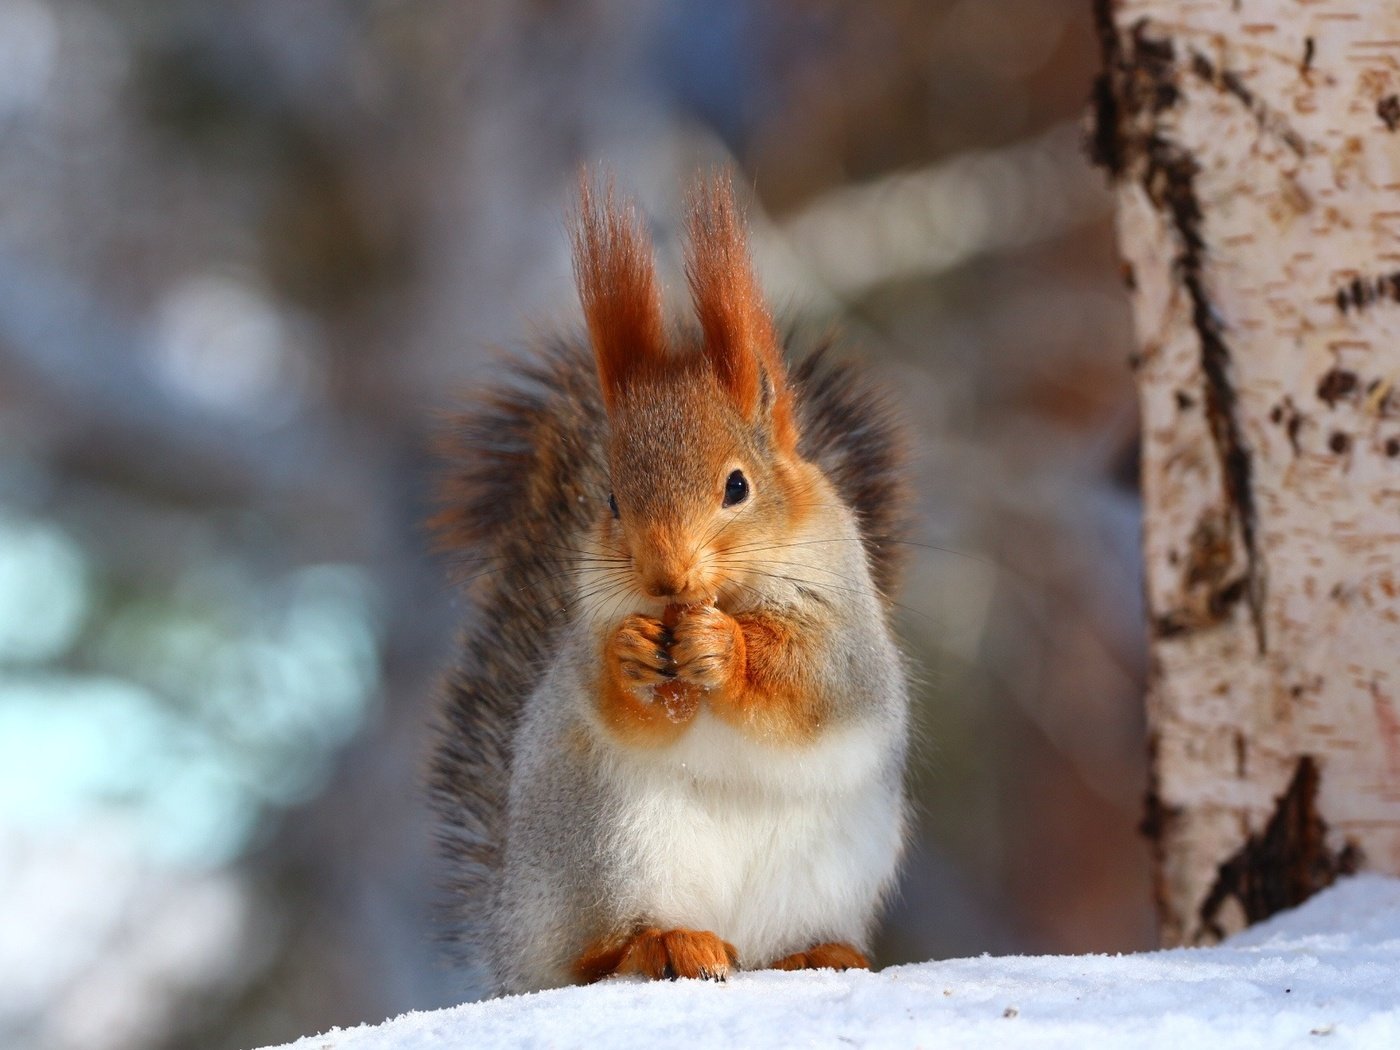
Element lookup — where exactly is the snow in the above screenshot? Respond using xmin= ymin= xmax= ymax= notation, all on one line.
xmin=262 ymin=875 xmax=1400 ymax=1050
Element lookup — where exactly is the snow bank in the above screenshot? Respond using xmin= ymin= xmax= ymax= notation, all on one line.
xmin=263 ymin=875 xmax=1400 ymax=1049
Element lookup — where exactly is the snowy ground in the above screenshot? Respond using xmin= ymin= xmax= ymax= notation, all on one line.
xmin=263 ymin=875 xmax=1400 ymax=1049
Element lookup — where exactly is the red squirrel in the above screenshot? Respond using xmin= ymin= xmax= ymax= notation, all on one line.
xmin=431 ymin=173 xmax=912 ymax=995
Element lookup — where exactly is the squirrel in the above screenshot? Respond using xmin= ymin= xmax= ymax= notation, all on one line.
xmin=430 ymin=172 xmax=912 ymax=996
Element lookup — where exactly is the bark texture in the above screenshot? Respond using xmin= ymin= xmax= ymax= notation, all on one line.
xmin=1093 ymin=0 xmax=1400 ymax=944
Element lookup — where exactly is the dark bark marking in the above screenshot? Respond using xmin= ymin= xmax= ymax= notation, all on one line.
xmin=1152 ymin=504 xmax=1248 ymax=638
xmin=1301 ymin=37 xmax=1315 ymax=76
xmin=1089 ymin=11 xmax=1269 ymax=654
xmin=1316 ymin=368 xmax=1358 ymax=407
xmin=1151 ymin=615 xmax=1187 ymax=639
xmin=1269 ymin=398 xmax=1308 ymax=456
xmin=1090 ymin=71 xmax=1126 ymax=177
xmin=1165 ymin=150 xmax=1268 ymax=653
xmin=1139 ymin=729 xmax=1182 ymax=931
xmin=1328 ymin=431 xmax=1351 ymax=455
xmin=1087 ymin=0 xmax=1127 ymax=178
xmin=1153 ymin=574 xmax=1247 ymax=640
xmin=1385 ymin=437 xmax=1400 ymax=458
xmin=1089 ymin=13 xmax=1178 ymax=178
xmin=1153 ymin=577 xmax=1247 ymax=637
xmin=1379 ymin=95 xmax=1400 ymax=132
xmin=1335 ymin=270 xmax=1400 ymax=313
xmin=1188 ymin=49 xmax=1306 ymax=156
xmin=1283 ymin=399 xmax=1304 ymax=454
xmin=1184 ymin=506 xmax=1234 ymax=591
xmin=1198 ymin=756 xmax=1362 ymax=940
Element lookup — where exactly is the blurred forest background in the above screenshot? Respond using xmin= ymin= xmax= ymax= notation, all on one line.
xmin=0 ymin=1 xmax=1150 ymax=1048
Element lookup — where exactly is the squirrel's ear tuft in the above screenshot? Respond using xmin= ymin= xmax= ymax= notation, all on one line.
xmin=572 ymin=173 xmax=667 ymax=412
xmin=685 ymin=173 xmax=797 ymax=452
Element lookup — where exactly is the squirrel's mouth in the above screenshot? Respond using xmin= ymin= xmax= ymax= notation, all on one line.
xmin=634 ymin=562 xmax=718 ymax=607
xmin=635 ymin=586 xmax=719 ymax=610
xmin=628 ymin=567 xmax=732 ymax=613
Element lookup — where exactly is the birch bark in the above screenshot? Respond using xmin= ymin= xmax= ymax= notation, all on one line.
xmin=1092 ymin=0 xmax=1400 ymax=944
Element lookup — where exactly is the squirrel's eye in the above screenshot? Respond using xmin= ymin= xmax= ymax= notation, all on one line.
xmin=723 ymin=470 xmax=749 ymax=508
xmin=608 ymin=492 xmax=619 ymax=519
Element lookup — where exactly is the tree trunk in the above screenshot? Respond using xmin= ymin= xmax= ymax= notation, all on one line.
xmin=1092 ymin=0 xmax=1400 ymax=945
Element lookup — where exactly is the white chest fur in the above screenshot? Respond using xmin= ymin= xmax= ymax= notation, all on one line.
xmin=596 ymin=709 xmax=904 ymax=965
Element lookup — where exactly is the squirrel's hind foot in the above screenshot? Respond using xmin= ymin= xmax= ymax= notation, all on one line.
xmin=770 ymin=942 xmax=870 ymax=972
xmin=576 ymin=927 xmax=738 ymax=983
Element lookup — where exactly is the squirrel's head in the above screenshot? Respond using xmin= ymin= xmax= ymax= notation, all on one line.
xmin=573 ymin=174 xmax=817 ymax=609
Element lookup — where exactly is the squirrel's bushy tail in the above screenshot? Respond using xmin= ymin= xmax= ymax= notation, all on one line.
xmin=428 ymin=340 xmax=609 ymax=973
xmin=791 ymin=342 xmax=911 ymax=602
xmin=428 ymin=337 xmax=909 ymax=974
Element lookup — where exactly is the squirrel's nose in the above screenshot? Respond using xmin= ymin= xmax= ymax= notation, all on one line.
xmin=645 ymin=573 xmax=687 ymax=600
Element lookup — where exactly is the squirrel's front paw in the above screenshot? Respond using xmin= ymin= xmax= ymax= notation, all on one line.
xmin=670 ymin=605 xmax=740 ymax=692
xmin=610 ymin=614 xmax=674 ymax=694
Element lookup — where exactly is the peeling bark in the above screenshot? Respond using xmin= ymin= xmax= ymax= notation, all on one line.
xmin=1093 ymin=0 xmax=1400 ymax=944
xmin=1198 ymin=756 xmax=1360 ymax=939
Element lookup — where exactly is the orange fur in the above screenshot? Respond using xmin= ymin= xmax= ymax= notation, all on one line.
xmin=598 ymin=599 xmax=826 ymax=747
xmin=583 ymin=180 xmax=840 ymax=746
xmin=598 ymin=614 xmax=699 ymax=745
xmin=685 ymin=174 xmax=798 ymax=453
xmin=670 ymin=605 xmax=826 ymax=743
xmin=573 ymin=177 xmax=667 ymax=411
xmin=572 ymin=936 xmax=632 ymax=986
xmin=576 ymin=927 xmax=738 ymax=983
xmin=770 ymin=942 xmax=870 ymax=972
